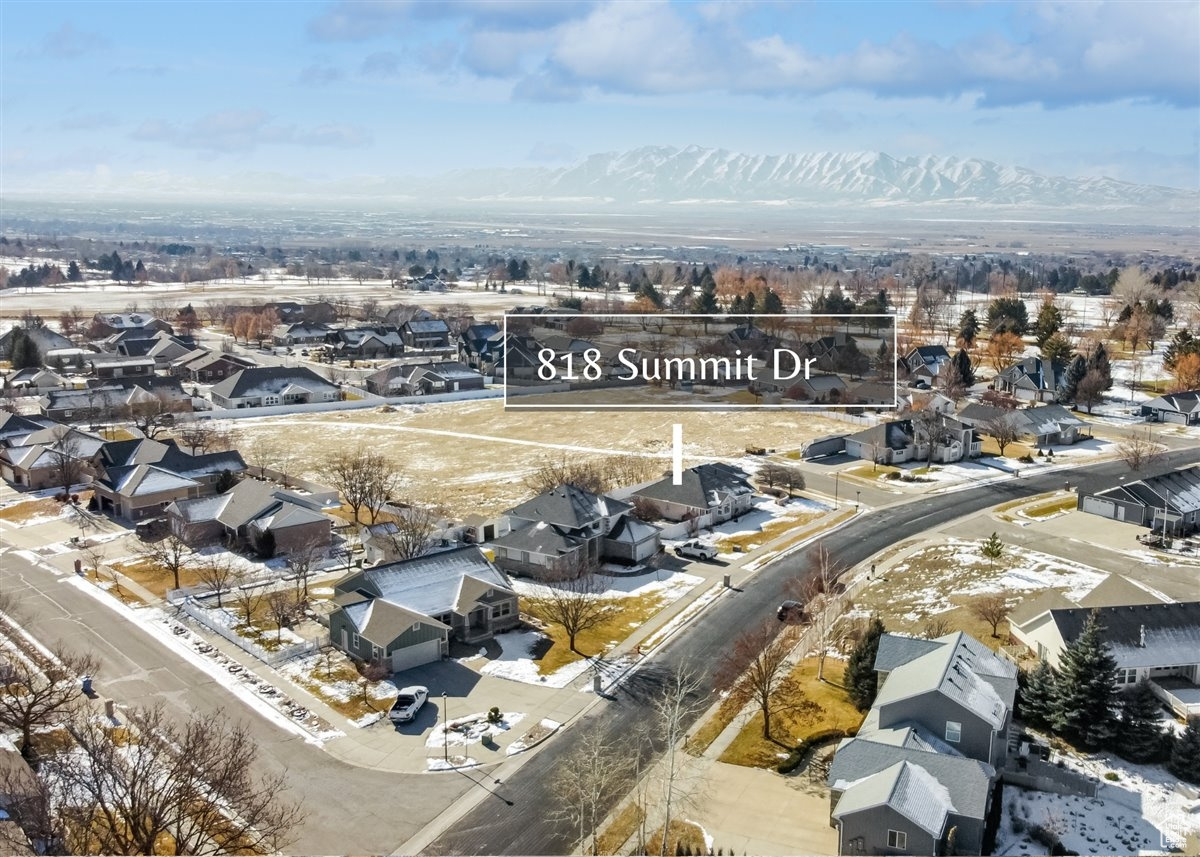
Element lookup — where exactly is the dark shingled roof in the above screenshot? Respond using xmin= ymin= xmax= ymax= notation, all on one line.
xmin=1049 ymin=602 xmax=1200 ymax=669
xmin=633 ymin=463 xmax=753 ymax=511
xmin=507 ymin=484 xmax=631 ymax=530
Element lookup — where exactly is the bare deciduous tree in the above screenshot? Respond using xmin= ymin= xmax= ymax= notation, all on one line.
xmin=194 ymin=552 xmax=236 ymax=609
xmin=286 ymin=536 xmax=327 ymax=602
xmin=324 ymin=446 xmax=401 ymax=524
xmin=758 ymin=462 xmax=805 ymax=494
xmin=526 ymin=562 xmax=614 ymax=654
xmin=1117 ymin=431 xmax=1166 ymax=473
xmin=921 ymin=616 xmax=953 ymax=639
xmin=650 ymin=663 xmax=706 ymax=857
xmin=264 ymin=588 xmax=302 ymax=642
xmin=717 ymin=620 xmax=801 ymax=740
xmin=34 ymin=705 xmax=301 ymax=855
xmin=231 ymin=572 xmax=264 ymax=627
xmin=982 ymin=413 xmax=1020 ymax=457
xmin=790 ymin=543 xmax=847 ymax=681
xmin=379 ymin=501 xmax=437 ymax=562
xmin=970 ymin=593 xmax=1011 ymax=638
xmin=0 ymin=645 xmax=98 ymax=761
xmin=552 ymin=725 xmax=628 ymax=856
xmin=135 ymin=532 xmax=192 ymax=592
xmin=47 ymin=427 xmax=85 ymax=494
xmin=176 ymin=419 xmax=233 ymax=455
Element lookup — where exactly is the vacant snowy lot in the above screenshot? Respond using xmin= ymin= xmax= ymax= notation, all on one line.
xmin=228 ymin=400 xmax=852 ymax=518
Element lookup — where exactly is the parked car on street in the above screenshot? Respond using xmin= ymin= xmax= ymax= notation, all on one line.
xmin=389 ymin=686 xmax=429 ymax=723
xmin=777 ymin=600 xmax=805 ymax=623
xmin=674 ymin=540 xmax=718 ymax=561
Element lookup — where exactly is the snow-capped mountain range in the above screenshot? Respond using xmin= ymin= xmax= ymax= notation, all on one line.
xmin=429 ymin=145 xmax=1196 ymax=215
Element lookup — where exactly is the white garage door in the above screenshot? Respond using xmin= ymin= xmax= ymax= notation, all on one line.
xmin=390 ymin=638 xmax=442 ymax=673
xmin=1082 ymin=497 xmax=1116 ymax=519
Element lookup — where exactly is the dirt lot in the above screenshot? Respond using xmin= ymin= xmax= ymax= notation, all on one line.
xmin=228 ymin=399 xmax=849 ymax=519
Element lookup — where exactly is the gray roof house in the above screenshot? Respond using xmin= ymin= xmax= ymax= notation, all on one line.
xmin=844 ymin=415 xmax=981 ymax=466
xmin=827 ymin=631 xmax=1016 ymax=856
xmin=166 ymin=477 xmax=333 ymax=554
xmin=363 ymin=361 xmax=484 ymax=397
xmin=994 ymin=356 xmax=1067 ymax=403
xmin=956 ymin=402 xmax=1089 ymax=447
xmin=401 ymin=319 xmax=452 ymax=350
xmin=1141 ymin=389 xmax=1200 ymax=425
xmin=328 ymin=546 xmax=519 ymax=673
xmin=1077 ymin=463 xmax=1200 ymax=534
xmin=491 ymin=484 xmax=660 ymax=578
xmin=631 ymin=463 xmax=755 ymax=530
xmin=1011 ymin=591 xmax=1200 ymax=718
xmin=210 ymin=366 xmax=341 ymax=410
xmin=900 ymin=345 xmax=951 ymax=385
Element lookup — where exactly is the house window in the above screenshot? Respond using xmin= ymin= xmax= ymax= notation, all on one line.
xmin=1117 ymin=668 xmax=1138 ymax=685
xmin=63 ymin=410 xmax=73 ymax=418
xmin=492 ymin=603 xmax=512 ymax=619
xmin=351 ymin=633 xmax=360 ymax=649
xmin=945 ymin=721 xmax=962 ymax=743
xmin=887 ymin=830 xmax=907 ymax=850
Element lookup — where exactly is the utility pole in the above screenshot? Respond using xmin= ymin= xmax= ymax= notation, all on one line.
xmin=442 ymin=692 xmax=449 ymax=764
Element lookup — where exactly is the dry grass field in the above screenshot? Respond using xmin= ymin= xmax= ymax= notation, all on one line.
xmin=230 ymin=399 xmax=851 ymax=518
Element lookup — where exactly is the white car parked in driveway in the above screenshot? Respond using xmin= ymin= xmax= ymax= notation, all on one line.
xmin=389 ymin=686 xmax=429 ymax=723
xmin=674 ymin=540 xmax=718 ymax=561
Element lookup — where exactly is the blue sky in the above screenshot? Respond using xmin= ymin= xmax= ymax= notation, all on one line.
xmin=2 ymin=0 xmax=1197 ymax=199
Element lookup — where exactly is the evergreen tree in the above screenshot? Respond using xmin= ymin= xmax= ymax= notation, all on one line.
xmin=1116 ymin=680 xmax=1168 ymax=763
xmin=66 ymin=260 xmax=82 ymax=282
xmin=1052 ymin=610 xmax=1120 ymax=749
xmin=980 ymin=532 xmax=1004 ymax=565
xmin=958 ymin=309 xmax=980 ymax=347
xmin=1169 ymin=718 xmax=1200 ymax=785
xmin=8 ymin=329 xmax=41 ymax=370
xmin=1087 ymin=342 xmax=1114 ymax=390
xmin=762 ymin=288 xmax=784 ymax=314
xmin=577 ymin=267 xmax=592 ymax=290
xmin=986 ymin=297 xmax=1028 ymax=334
xmin=1034 ymin=301 xmax=1063 ymax=346
xmin=1019 ymin=659 xmax=1058 ymax=729
xmin=1164 ymin=329 xmax=1200 ymax=371
xmin=1040 ymin=334 xmax=1073 ymax=367
xmin=951 ymin=348 xmax=975 ymax=387
xmin=729 ymin=294 xmax=746 ymax=314
xmin=1058 ymin=354 xmax=1088 ymax=404
xmin=691 ymin=279 xmax=719 ymax=315
xmin=845 ymin=618 xmax=885 ymax=711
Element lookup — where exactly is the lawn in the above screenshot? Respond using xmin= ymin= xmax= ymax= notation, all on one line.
xmin=979 ymin=437 xmax=1035 ymax=458
xmin=717 ymin=510 xmax=825 ymax=552
xmin=109 ymin=557 xmax=208 ymax=599
xmin=718 ymin=658 xmax=864 ymax=769
xmin=279 ymin=650 xmax=397 ymax=720
xmin=596 ymin=803 xmax=645 ymax=855
xmin=0 ymin=496 xmax=67 ymax=523
xmin=523 ymin=590 xmax=669 ymax=674
xmin=845 ymin=463 xmax=900 ymax=480
xmin=687 ymin=693 xmax=744 ymax=757
xmin=1021 ymin=496 xmax=1077 ymax=519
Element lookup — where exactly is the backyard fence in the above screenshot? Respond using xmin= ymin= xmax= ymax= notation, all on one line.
xmin=175 ymin=597 xmax=318 ymax=666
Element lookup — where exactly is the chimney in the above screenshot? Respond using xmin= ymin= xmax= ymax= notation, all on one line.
xmin=1139 ymin=625 xmax=1145 ymax=648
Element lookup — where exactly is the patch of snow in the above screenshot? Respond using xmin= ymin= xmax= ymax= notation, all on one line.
xmin=478 ymin=629 xmax=592 ymax=687
xmin=426 ymin=711 xmax=525 ymax=749
xmin=425 ymin=755 xmax=480 ymax=771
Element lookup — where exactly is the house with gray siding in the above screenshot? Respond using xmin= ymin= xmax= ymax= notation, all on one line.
xmin=328 ymin=546 xmax=519 ymax=673
xmin=630 ymin=463 xmax=754 ymax=530
xmin=1077 ymin=464 xmax=1200 ymax=535
xmin=827 ymin=632 xmax=1016 ymax=855
xmin=1141 ymin=390 xmax=1200 ymax=425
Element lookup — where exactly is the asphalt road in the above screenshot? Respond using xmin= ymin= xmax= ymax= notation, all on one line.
xmin=1 ymin=551 xmax=473 ymax=855
xmin=425 ymin=444 xmax=1200 ymax=856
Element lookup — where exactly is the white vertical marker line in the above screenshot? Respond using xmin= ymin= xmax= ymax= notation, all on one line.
xmin=672 ymin=423 xmax=683 ymax=485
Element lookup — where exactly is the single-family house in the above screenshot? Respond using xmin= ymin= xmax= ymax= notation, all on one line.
xmin=5 ymin=368 xmax=67 ymax=394
xmin=845 ymin=381 xmax=897 ymax=407
xmin=1010 ymin=595 xmax=1200 ymax=719
xmin=995 ymin=357 xmax=1067 ymax=403
xmin=827 ymin=631 xmax=1016 ymax=856
xmin=87 ymin=355 xmax=155 ymax=380
xmin=142 ymin=332 xmax=200 ymax=368
xmin=956 ymin=403 xmax=1089 ymax=447
xmin=459 ymin=323 xmax=502 ymax=369
xmin=1076 ymin=464 xmax=1200 ymax=535
xmin=40 ymin=379 xmax=193 ymax=424
xmin=87 ymin=313 xmax=171 ymax=339
xmin=328 ymin=546 xmax=519 ymax=672
xmin=271 ymin=322 xmax=332 ymax=347
xmin=172 ymin=349 xmax=256 ymax=384
xmin=0 ymin=425 xmax=104 ymax=490
xmin=401 ymin=319 xmax=452 ymax=350
xmin=90 ymin=438 xmax=247 ymax=519
xmin=328 ymin=326 xmax=404 ymax=359
xmin=783 ymin=374 xmax=848 ymax=403
xmin=631 ymin=463 xmax=755 ymax=529
xmin=490 ymin=484 xmax=660 ymax=578
xmin=166 ymin=478 xmax=332 ymax=554
xmin=209 ymin=366 xmax=341 ymax=409
xmin=0 ymin=323 xmax=73 ymax=355
xmin=1141 ymin=390 xmax=1200 ymax=426
xmin=900 ymin=346 xmax=951 ymax=386
xmin=844 ymin=415 xmax=981 ymax=465
xmin=364 ymin=361 xmax=485 ymax=397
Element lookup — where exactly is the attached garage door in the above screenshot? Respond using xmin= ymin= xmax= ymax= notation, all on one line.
xmin=390 ymin=638 xmax=442 ymax=673
xmin=1082 ymin=496 xmax=1116 ymax=519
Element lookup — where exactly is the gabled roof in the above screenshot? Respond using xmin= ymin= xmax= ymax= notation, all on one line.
xmin=334 ymin=545 xmax=513 ymax=618
xmin=508 ymin=484 xmax=632 ymax=529
xmin=873 ymin=632 xmax=1016 ymax=730
xmin=999 ymin=356 xmax=1066 ymax=392
xmin=1091 ymin=465 xmax=1200 ymax=515
xmin=605 ymin=515 xmax=659 ymax=545
xmin=1142 ymin=390 xmax=1200 ymax=416
xmin=847 ymin=420 xmax=915 ymax=452
xmin=873 ymin=634 xmax=945 ymax=673
xmin=828 ymin=737 xmax=994 ymax=819
xmin=633 ymin=463 xmax=753 ymax=511
xmin=490 ymin=521 xmax=580 ymax=556
xmin=342 ymin=598 xmax=449 ymax=645
xmin=832 ymin=760 xmax=952 ymax=837
xmin=0 ymin=412 xmax=58 ymax=444
xmin=1048 ymin=602 xmax=1200 ymax=669
xmin=210 ymin=366 xmax=339 ymax=400
xmin=103 ymin=464 xmax=199 ymax=497
xmin=403 ymin=319 xmax=451 ymax=334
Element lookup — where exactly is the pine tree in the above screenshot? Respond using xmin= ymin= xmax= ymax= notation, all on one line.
xmin=1051 ymin=610 xmax=1120 ymax=749
xmin=980 ymin=532 xmax=1004 ymax=565
xmin=8 ymin=329 xmax=42 ymax=370
xmin=845 ymin=618 xmax=885 ymax=711
xmin=67 ymin=260 xmax=82 ymax=282
xmin=1019 ymin=659 xmax=1058 ymax=729
xmin=1087 ymin=342 xmax=1113 ymax=390
xmin=762 ymin=288 xmax=784 ymax=314
xmin=1116 ymin=680 xmax=1168 ymax=763
xmin=1034 ymin=301 xmax=1063 ymax=346
xmin=691 ymin=280 xmax=719 ymax=315
xmin=951 ymin=348 xmax=975 ymax=387
xmin=1058 ymin=354 xmax=1088 ymax=404
xmin=1169 ymin=718 xmax=1200 ymax=785
xmin=958 ymin=309 xmax=980 ymax=347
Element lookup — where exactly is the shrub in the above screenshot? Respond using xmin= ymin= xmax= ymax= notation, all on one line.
xmin=487 ymin=706 xmax=502 ymax=724
xmin=776 ymin=727 xmax=855 ymax=774
xmin=1018 ymin=454 xmax=1035 ymax=463
xmin=884 ymin=471 xmax=901 ymax=480
xmin=1103 ymin=771 xmax=1120 ymax=781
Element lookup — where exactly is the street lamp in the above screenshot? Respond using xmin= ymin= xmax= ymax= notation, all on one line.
xmin=834 ymin=472 xmax=840 ymax=510
xmin=856 ymin=490 xmax=861 ymax=512
xmin=442 ymin=692 xmax=448 ymax=764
